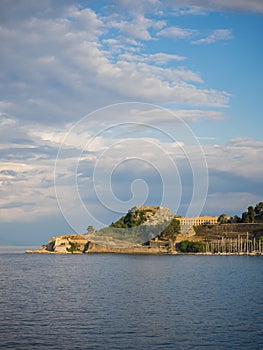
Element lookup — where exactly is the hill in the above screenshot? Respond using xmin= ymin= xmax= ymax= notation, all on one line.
xmin=89 ymin=205 xmax=174 ymax=246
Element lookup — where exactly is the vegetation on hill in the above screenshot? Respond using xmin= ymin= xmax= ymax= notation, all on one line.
xmin=95 ymin=206 xmax=176 ymax=245
xmin=159 ymin=217 xmax=181 ymax=240
xmin=110 ymin=207 xmax=157 ymax=228
xmin=217 ymin=202 xmax=263 ymax=224
xmin=242 ymin=202 xmax=263 ymax=223
xmin=66 ymin=241 xmax=80 ymax=253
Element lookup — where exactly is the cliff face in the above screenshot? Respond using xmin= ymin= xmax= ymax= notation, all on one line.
xmin=28 ymin=235 xmax=89 ymax=254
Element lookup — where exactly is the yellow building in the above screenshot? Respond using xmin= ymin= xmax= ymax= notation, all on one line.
xmin=177 ymin=216 xmax=218 ymax=226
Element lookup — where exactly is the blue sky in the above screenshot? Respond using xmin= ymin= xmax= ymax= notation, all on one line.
xmin=0 ymin=0 xmax=263 ymax=245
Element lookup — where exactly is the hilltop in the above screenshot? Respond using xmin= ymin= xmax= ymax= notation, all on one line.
xmin=110 ymin=206 xmax=172 ymax=227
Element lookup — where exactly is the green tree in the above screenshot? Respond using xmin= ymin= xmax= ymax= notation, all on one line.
xmin=230 ymin=215 xmax=241 ymax=223
xmin=87 ymin=225 xmax=95 ymax=233
xmin=178 ymin=240 xmax=189 ymax=252
xmin=177 ymin=240 xmax=205 ymax=253
xmin=217 ymin=214 xmax=228 ymax=224
xmin=159 ymin=217 xmax=181 ymax=240
xmin=66 ymin=241 xmax=79 ymax=254
xmin=110 ymin=209 xmax=153 ymax=228
xmin=247 ymin=206 xmax=255 ymax=223
xmin=255 ymin=202 xmax=263 ymax=221
xmin=242 ymin=211 xmax=250 ymax=223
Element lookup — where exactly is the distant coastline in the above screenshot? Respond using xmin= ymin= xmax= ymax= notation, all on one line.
xmin=0 ymin=246 xmax=39 ymax=254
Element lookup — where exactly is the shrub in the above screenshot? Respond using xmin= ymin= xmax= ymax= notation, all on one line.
xmin=66 ymin=241 xmax=79 ymax=253
xmin=177 ymin=240 xmax=205 ymax=253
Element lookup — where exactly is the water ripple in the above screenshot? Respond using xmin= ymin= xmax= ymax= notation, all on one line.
xmin=0 ymin=254 xmax=262 ymax=349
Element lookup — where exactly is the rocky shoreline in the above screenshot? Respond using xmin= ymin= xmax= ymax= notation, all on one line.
xmin=25 ymin=234 xmax=177 ymax=255
xmin=25 ymin=234 xmax=263 ymax=256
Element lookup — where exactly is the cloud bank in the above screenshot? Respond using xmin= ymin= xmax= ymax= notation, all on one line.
xmin=0 ymin=1 xmax=262 ymax=243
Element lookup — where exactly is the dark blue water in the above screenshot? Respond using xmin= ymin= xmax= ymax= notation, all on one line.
xmin=0 ymin=253 xmax=262 ymax=350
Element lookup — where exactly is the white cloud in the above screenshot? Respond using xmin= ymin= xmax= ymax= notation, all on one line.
xmin=0 ymin=1 xmax=261 ymax=228
xmin=193 ymin=0 xmax=263 ymax=14
xmin=0 ymin=107 xmax=200 ymax=223
xmin=192 ymin=29 xmax=234 ymax=44
xmin=0 ymin=110 xmax=262 ymax=225
xmin=205 ymin=138 xmax=263 ymax=179
xmin=108 ymin=0 xmax=263 ymax=15
xmin=157 ymin=26 xmax=196 ymax=39
xmin=146 ymin=52 xmax=186 ymax=64
xmin=172 ymin=6 xmax=207 ymax=16
xmin=173 ymin=109 xmax=226 ymax=122
xmin=108 ymin=14 xmax=165 ymax=41
xmin=69 ymin=7 xmax=104 ymax=36
xmin=106 ymin=0 xmax=163 ymax=16
xmin=115 ymin=107 xmax=226 ymax=125
xmin=0 ymin=5 xmax=232 ymax=124
xmin=0 ymin=114 xmax=16 ymax=126
xmin=120 ymin=52 xmax=186 ymax=65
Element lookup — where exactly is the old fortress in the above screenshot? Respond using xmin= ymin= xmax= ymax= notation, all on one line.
xmin=132 ymin=206 xmax=219 ymax=226
xmin=177 ymin=216 xmax=219 ymax=226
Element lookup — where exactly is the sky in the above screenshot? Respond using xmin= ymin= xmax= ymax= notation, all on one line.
xmin=0 ymin=0 xmax=263 ymax=245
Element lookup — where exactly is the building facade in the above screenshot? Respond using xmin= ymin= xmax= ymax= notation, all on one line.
xmin=177 ymin=216 xmax=218 ymax=226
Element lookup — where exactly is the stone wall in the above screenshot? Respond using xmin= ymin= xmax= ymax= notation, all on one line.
xmin=85 ymin=242 xmax=175 ymax=254
xmin=142 ymin=206 xmax=174 ymax=226
xmin=35 ymin=234 xmax=89 ymax=254
xmin=195 ymin=223 xmax=263 ymax=238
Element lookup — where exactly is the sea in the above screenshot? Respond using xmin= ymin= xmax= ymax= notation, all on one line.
xmin=0 ymin=249 xmax=262 ymax=349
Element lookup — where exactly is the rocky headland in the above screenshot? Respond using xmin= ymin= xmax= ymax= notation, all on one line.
xmin=26 ymin=205 xmax=263 ymax=255
xmin=27 ymin=206 xmax=178 ymax=254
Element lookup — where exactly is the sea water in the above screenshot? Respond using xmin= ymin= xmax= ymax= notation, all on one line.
xmin=0 ymin=253 xmax=262 ymax=349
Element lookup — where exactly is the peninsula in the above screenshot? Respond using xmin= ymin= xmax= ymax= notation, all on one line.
xmin=27 ymin=203 xmax=263 ymax=255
